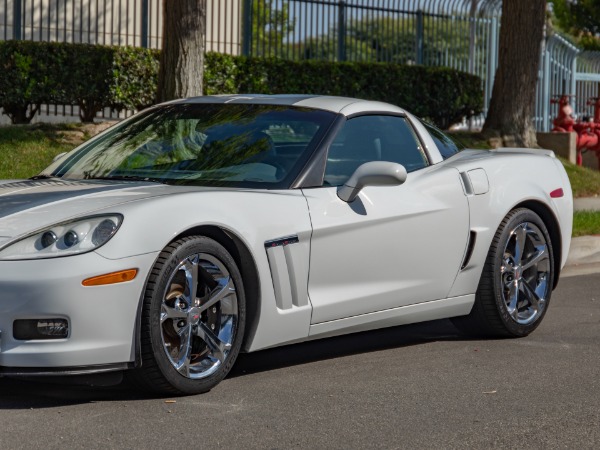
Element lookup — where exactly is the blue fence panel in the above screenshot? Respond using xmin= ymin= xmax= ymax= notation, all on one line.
xmin=575 ymin=52 xmax=600 ymax=122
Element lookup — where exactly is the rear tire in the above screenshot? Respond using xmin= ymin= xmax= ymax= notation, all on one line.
xmin=452 ymin=208 xmax=554 ymax=338
xmin=132 ymin=236 xmax=245 ymax=395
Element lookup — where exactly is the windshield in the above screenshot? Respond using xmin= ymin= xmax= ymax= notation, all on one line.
xmin=45 ymin=104 xmax=336 ymax=188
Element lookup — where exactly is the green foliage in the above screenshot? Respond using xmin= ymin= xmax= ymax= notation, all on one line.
xmin=0 ymin=41 xmax=482 ymax=128
xmin=342 ymin=15 xmax=475 ymax=65
xmin=251 ymin=0 xmax=295 ymax=57
xmin=206 ymin=54 xmax=483 ymax=128
xmin=0 ymin=40 xmax=63 ymax=123
xmin=551 ymin=0 xmax=600 ymax=35
xmin=551 ymin=0 xmax=600 ymax=49
xmin=61 ymin=43 xmax=114 ymax=122
xmin=579 ymin=34 xmax=600 ymax=51
xmin=0 ymin=41 xmax=158 ymax=124
xmin=111 ymin=46 xmax=160 ymax=110
xmin=260 ymin=11 xmax=483 ymax=66
xmin=204 ymin=52 xmax=242 ymax=95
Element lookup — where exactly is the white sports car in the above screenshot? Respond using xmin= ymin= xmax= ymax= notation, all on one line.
xmin=0 ymin=95 xmax=572 ymax=394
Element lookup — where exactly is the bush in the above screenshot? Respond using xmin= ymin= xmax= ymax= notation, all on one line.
xmin=61 ymin=43 xmax=115 ymax=122
xmin=0 ymin=41 xmax=483 ymax=128
xmin=0 ymin=41 xmax=67 ymax=123
xmin=0 ymin=41 xmax=158 ymax=123
xmin=111 ymin=46 xmax=160 ymax=111
xmin=204 ymin=54 xmax=482 ymax=127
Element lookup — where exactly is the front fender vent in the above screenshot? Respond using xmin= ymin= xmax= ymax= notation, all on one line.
xmin=461 ymin=231 xmax=477 ymax=270
xmin=264 ymin=235 xmax=308 ymax=310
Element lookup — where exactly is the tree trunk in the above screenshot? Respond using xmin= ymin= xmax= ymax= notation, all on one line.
xmin=5 ymin=103 xmax=39 ymax=124
xmin=157 ymin=0 xmax=206 ymax=103
xmin=482 ymin=0 xmax=546 ymax=148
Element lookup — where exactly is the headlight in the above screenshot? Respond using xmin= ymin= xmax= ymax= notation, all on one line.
xmin=0 ymin=214 xmax=123 ymax=260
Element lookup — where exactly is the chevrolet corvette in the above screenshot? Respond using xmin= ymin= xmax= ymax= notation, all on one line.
xmin=0 ymin=95 xmax=573 ymax=394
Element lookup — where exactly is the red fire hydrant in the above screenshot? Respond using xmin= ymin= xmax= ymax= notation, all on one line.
xmin=573 ymin=97 xmax=600 ymax=169
xmin=551 ymin=94 xmax=576 ymax=132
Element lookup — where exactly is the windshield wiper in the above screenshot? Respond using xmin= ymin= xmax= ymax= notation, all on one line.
xmin=29 ymin=174 xmax=60 ymax=180
xmin=88 ymin=175 xmax=170 ymax=185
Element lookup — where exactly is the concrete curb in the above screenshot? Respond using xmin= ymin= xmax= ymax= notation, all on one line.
xmin=563 ymin=235 xmax=600 ymax=277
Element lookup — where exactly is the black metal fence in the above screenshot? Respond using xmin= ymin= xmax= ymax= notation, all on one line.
xmin=244 ymin=0 xmax=501 ymax=119
xmin=2 ymin=0 xmax=598 ymax=131
xmin=1 ymin=0 xmax=241 ymax=53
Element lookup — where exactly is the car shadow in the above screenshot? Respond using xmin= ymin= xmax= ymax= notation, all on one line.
xmin=230 ymin=318 xmax=462 ymax=377
xmin=0 ymin=319 xmax=465 ymax=409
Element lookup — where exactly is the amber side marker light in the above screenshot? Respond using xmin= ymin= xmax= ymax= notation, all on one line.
xmin=82 ymin=269 xmax=138 ymax=286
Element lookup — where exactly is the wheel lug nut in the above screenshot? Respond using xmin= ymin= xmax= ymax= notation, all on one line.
xmin=177 ymin=320 xmax=186 ymax=327
xmin=211 ymin=324 xmax=215 ymax=330
xmin=212 ymin=307 xmax=217 ymax=313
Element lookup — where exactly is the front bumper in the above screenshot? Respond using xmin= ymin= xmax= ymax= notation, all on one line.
xmin=0 ymin=251 xmax=158 ymax=371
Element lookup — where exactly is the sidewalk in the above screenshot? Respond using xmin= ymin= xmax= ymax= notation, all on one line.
xmin=564 ymin=196 xmax=600 ymax=276
xmin=574 ymin=196 xmax=600 ymax=211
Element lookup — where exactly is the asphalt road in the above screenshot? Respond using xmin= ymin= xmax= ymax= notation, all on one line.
xmin=1 ymin=274 xmax=598 ymax=449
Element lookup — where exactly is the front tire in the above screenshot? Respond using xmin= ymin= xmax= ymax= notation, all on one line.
xmin=134 ymin=236 xmax=245 ymax=395
xmin=452 ymin=208 xmax=554 ymax=338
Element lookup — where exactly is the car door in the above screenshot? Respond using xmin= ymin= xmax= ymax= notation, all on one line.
xmin=302 ymin=114 xmax=470 ymax=324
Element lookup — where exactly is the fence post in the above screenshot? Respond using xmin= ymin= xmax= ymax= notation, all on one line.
xmin=468 ymin=0 xmax=476 ymax=74
xmin=13 ymin=0 xmax=22 ymax=40
xmin=416 ymin=10 xmax=424 ymax=65
xmin=541 ymin=41 xmax=551 ymax=132
xmin=242 ymin=0 xmax=252 ymax=56
xmin=141 ymin=0 xmax=149 ymax=48
xmin=485 ymin=17 xmax=498 ymax=112
xmin=571 ymin=55 xmax=578 ymax=113
xmin=337 ymin=1 xmax=346 ymax=62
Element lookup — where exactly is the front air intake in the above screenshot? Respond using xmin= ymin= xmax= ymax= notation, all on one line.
xmin=13 ymin=319 xmax=69 ymax=340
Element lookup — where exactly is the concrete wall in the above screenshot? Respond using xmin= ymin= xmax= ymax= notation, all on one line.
xmin=537 ymin=131 xmax=600 ymax=171
xmin=537 ymin=132 xmax=577 ymax=164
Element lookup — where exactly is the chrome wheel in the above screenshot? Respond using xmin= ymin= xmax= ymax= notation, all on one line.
xmin=451 ymin=208 xmax=554 ymax=338
xmin=500 ymin=221 xmax=551 ymax=325
xmin=160 ymin=253 xmax=238 ymax=379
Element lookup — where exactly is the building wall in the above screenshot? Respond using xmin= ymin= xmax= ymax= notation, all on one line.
xmin=0 ymin=0 xmax=241 ymax=54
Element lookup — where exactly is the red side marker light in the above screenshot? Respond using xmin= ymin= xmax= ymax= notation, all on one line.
xmin=550 ymin=188 xmax=564 ymax=198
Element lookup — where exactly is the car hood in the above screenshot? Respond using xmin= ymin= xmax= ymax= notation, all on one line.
xmin=0 ymin=179 xmax=201 ymax=243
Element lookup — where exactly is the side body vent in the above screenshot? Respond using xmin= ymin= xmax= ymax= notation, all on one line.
xmin=265 ymin=235 xmax=309 ymax=310
xmin=461 ymin=231 xmax=477 ymax=270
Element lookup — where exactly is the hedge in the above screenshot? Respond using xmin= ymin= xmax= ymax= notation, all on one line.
xmin=0 ymin=40 xmax=159 ymax=123
xmin=0 ymin=40 xmax=482 ymax=127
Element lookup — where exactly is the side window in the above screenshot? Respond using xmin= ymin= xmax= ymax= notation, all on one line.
xmin=324 ymin=115 xmax=428 ymax=186
xmin=421 ymin=120 xmax=465 ymax=160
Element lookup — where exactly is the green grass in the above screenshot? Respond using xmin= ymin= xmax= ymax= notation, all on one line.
xmin=573 ymin=210 xmax=600 ymax=237
xmin=0 ymin=124 xmax=83 ymax=179
xmin=557 ymin=157 xmax=600 ymax=198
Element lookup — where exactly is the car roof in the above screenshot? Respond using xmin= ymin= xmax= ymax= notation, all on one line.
xmin=174 ymin=94 xmax=407 ymax=116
